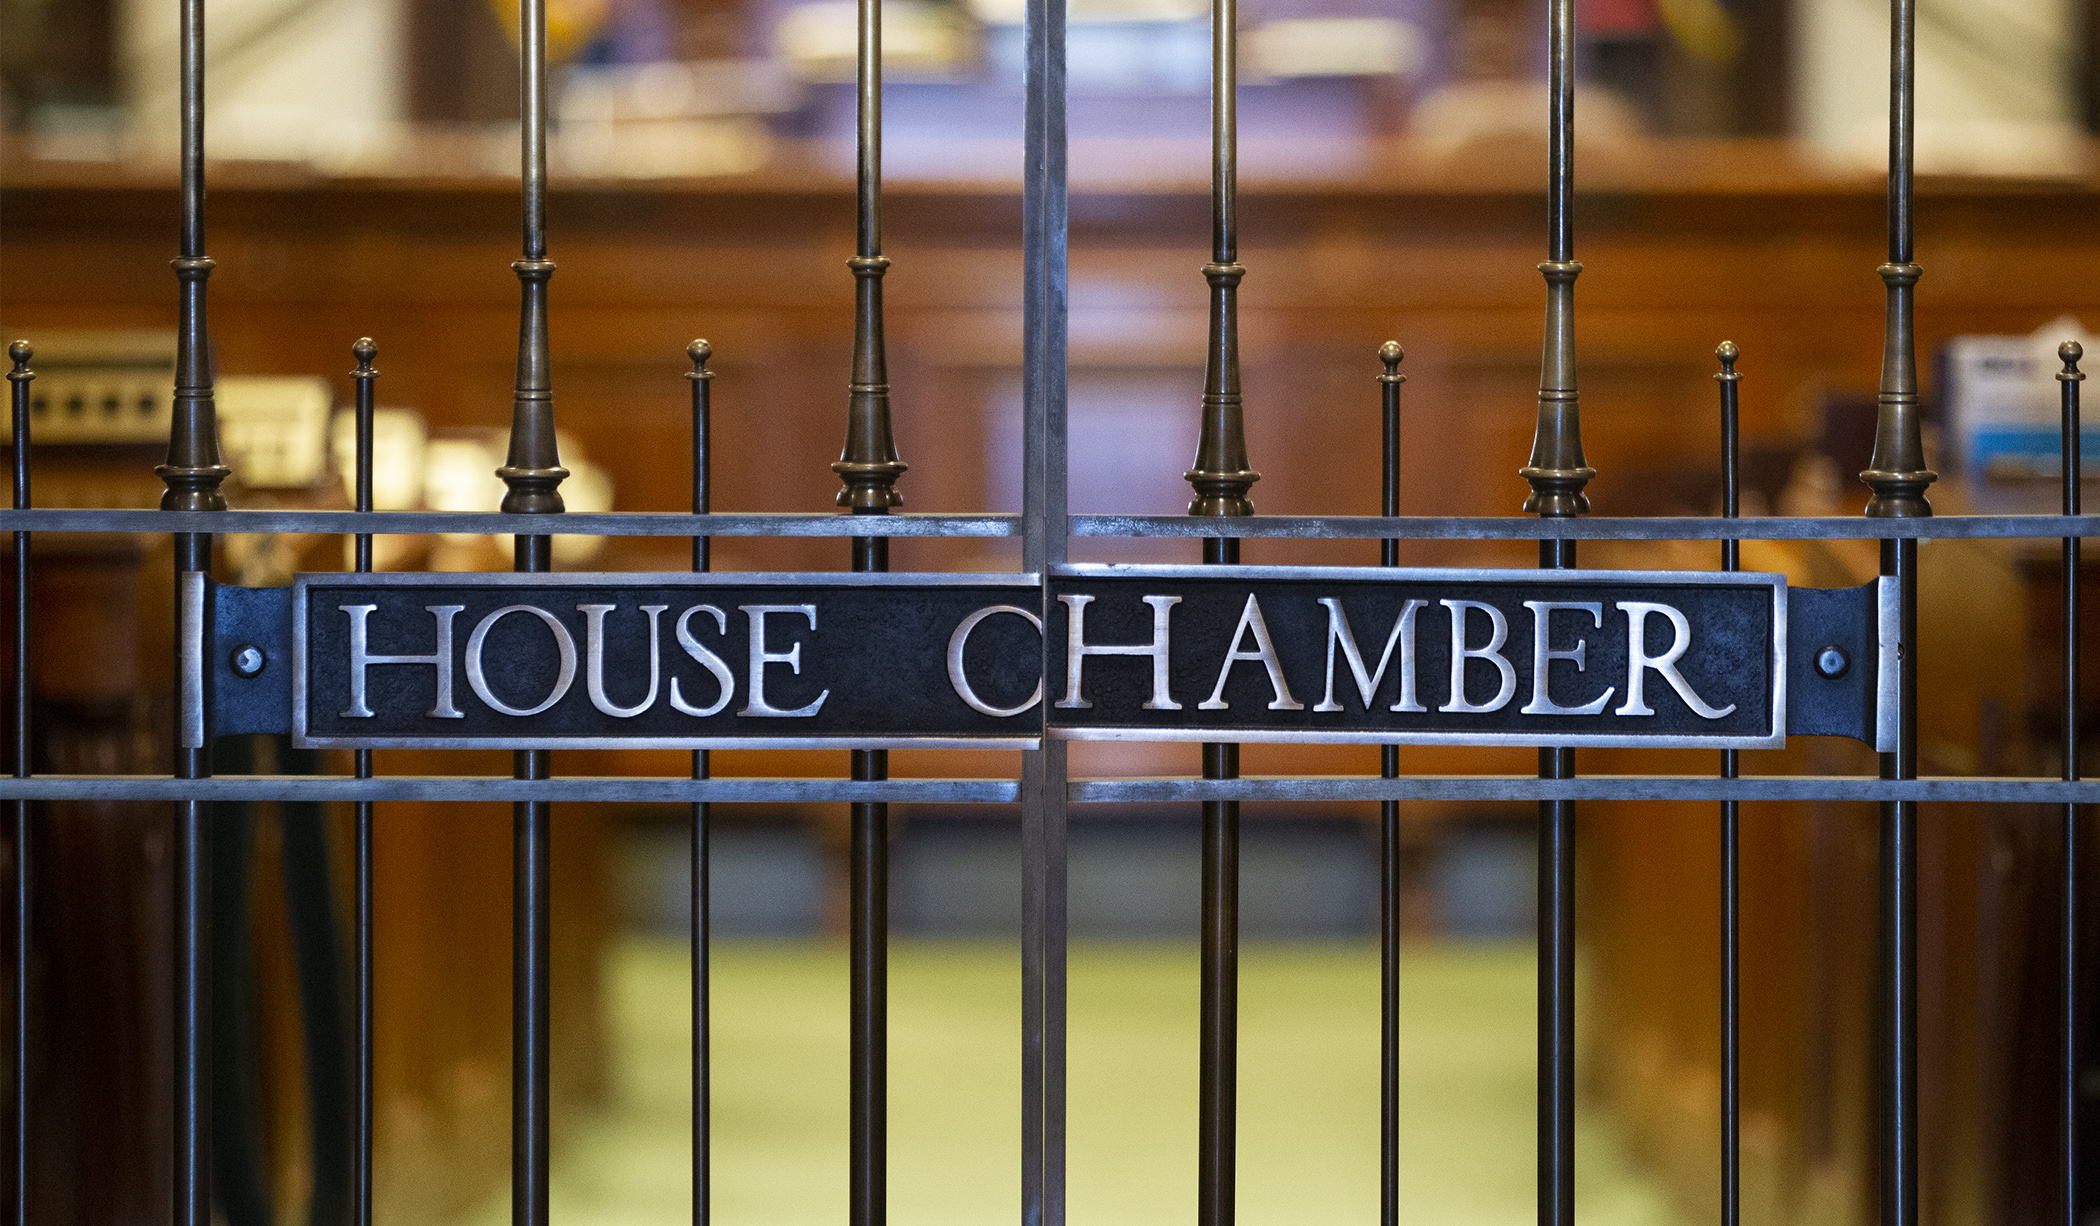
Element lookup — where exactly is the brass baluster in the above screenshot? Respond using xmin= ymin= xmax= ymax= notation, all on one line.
xmin=1519 ymin=5 xmax=1584 ymax=1226
xmin=497 ymin=0 xmax=567 ymax=1218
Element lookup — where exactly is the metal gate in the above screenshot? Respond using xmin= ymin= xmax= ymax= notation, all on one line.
xmin=0 ymin=0 xmax=2088 ymax=1223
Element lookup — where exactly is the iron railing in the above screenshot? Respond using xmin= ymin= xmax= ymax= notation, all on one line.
xmin=1 ymin=0 xmax=2091 ymax=1223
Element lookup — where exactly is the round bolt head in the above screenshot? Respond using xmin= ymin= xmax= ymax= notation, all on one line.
xmin=1814 ymin=646 xmax=1849 ymax=680
xmin=231 ymin=644 xmax=266 ymax=678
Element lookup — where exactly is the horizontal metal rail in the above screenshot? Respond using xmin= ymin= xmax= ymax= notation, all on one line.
xmin=0 ymin=775 xmax=1020 ymax=803
xmin=4 ymin=508 xmax=2100 ymax=542
xmin=0 ymin=509 xmax=1019 ymax=538
xmin=7 ymin=772 xmax=2100 ymax=805
xmin=1073 ymin=514 xmax=2100 ymax=541
xmin=1076 ymin=775 xmax=2100 ymax=803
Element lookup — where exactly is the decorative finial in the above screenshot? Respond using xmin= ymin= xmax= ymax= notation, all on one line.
xmin=7 ymin=341 xmax=30 ymax=371
xmin=1715 ymin=341 xmax=1740 ymax=381
xmin=1185 ymin=0 xmax=1256 ymax=520
xmin=1860 ymin=0 xmax=1932 ymax=519
xmin=1379 ymin=342 xmax=1405 ymax=383
xmin=835 ymin=257 xmax=907 ymax=510
xmin=1519 ymin=0 xmax=1591 ymax=519
xmin=2062 ymin=340 xmax=2086 ymax=381
xmin=352 ymin=337 xmax=377 ymax=369
xmin=687 ymin=339 xmax=714 ymax=378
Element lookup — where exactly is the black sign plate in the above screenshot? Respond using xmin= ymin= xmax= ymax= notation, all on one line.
xmin=284 ymin=565 xmax=1787 ymax=750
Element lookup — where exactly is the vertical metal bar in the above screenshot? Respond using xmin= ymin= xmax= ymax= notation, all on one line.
xmin=1376 ymin=341 xmax=1404 ymax=1226
xmin=1714 ymin=341 xmax=1742 ymax=1226
xmin=163 ymin=0 xmax=231 ymax=1209
xmin=687 ymin=339 xmax=714 ymax=1226
xmin=835 ymin=0 xmax=904 ymax=1215
xmin=2062 ymin=339 xmax=2085 ymax=1226
xmin=7 ymin=341 xmax=31 ymax=1224
xmin=1188 ymin=0 xmax=1254 ymax=1218
xmin=1520 ymin=6 xmax=1588 ymax=1226
xmin=1020 ymin=0 xmax=1068 ymax=1209
xmin=496 ymin=0 xmax=566 ymax=1215
xmin=1860 ymin=6 xmax=1930 ymax=1226
xmin=349 ymin=338 xmax=378 ymax=1226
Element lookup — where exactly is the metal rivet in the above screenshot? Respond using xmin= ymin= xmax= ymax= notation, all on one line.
xmin=1815 ymin=646 xmax=1849 ymax=680
xmin=230 ymin=644 xmax=265 ymax=678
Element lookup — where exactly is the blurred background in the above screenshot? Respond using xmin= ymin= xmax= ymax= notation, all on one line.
xmin=4 ymin=0 xmax=2100 ymax=1222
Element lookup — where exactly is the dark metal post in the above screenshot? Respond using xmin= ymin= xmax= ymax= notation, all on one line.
xmin=162 ymin=0 xmax=232 ymax=1210
xmin=835 ymin=0 xmax=904 ymax=1215
xmin=1376 ymin=341 xmax=1404 ymax=1226
xmin=1714 ymin=341 xmax=1742 ymax=1226
xmin=497 ymin=0 xmax=567 ymax=1215
xmin=688 ymin=339 xmax=714 ymax=1226
xmin=1187 ymin=0 xmax=1255 ymax=1215
xmin=7 ymin=341 xmax=31 ymax=1224
xmin=1019 ymin=0 xmax=1069 ymax=1208
xmin=1859 ymin=8 xmax=1931 ymax=1226
xmin=2062 ymin=339 xmax=2084 ymax=1226
xmin=1519 ymin=5 xmax=1589 ymax=1226
xmin=349 ymin=337 xmax=378 ymax=1226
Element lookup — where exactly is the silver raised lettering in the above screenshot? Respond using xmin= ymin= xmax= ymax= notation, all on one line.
xmin=1313 ymin=597 xmax=1426 ymax=713
xmin=737 ymin=604 xmax=829 ymax=718
xmin=1519 ymin=600 xmax=1614 ymax=716
xmin=1199 ymin=594 xmax=1303 ymax=711
xmin=1439 ymin=599 xmax=1516 ymax=714
xmin=947 ymin=604 xmax=1045 ymax=718
xmin=339 ymin=603 xmax=466 ymax=719
xmin=1614 ymin=601 xmax=1735 ymax=719
xmin=670 ymin=604 xmax=736 ymax=718
xmin=465 ymin=605 xmax=578 ymax=717
xmin=1055 ymin=594 xmax=1183 ymax=710
xmin=577 ymin=603 xmax=667 ymax=718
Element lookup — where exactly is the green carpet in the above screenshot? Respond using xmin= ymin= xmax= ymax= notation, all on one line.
xmin=460 ymin=938 xmax=1684 ymax=1226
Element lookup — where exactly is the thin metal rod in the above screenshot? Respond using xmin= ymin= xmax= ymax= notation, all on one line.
xmin=1866 ymin=4 xmax=1925 ymax=1223
xmin=175 ymin=531 xmax=213 ymax=1226
xmin=1198 ymin=736 xmax=1239 ymax=1226
xmin=1198 ymin=533 xmax=1240 ymax=1226
xmin=1715 ymin=342 xmax=1742 ymax=1226
xmin=2063 ymin=339 xmax=2085 ymax=1226
xmin=7 ymin=341 xmax=30 ymax=1225
xmin=1537 ymin=543 xmax=1576 ymax=1226
xmin=350 ymin=338 xmax=377 ymax=1226
xmin=1377 ymin=342 xmax=1404 ymax=1226
xmin=1877 ymin=537 xmax=1919 ymax=1226
xmin=502 ymin=0 xmax=563 ymax=1204
xmin=850 ymin=532 xmax=889 ymax=1226
xmin=512 ymin=535 xmax=552 ymax=1226
xmin=688 ymin=340 xmax=713 ymax=1226
xmin=1528 ymin=4 xmax=1583 ymax=1221
xmin=166 ymin=0 xmax=227 ymax=1204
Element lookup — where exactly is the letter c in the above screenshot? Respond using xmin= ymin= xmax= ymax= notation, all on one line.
xmin=947 ymin=604 xmax=1045 ymax=717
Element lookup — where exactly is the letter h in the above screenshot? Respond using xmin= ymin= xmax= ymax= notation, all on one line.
xmin=340 ymin=604 xmax=467 ymax=719
xmin=1055 ymin=594 xmax=1183 ymax=710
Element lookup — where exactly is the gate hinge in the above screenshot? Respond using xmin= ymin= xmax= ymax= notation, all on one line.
xmin=1785 ymin=579 xmax=1887 ymax=748
xmin=209 ymin=579 xmax=295 ymax=739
